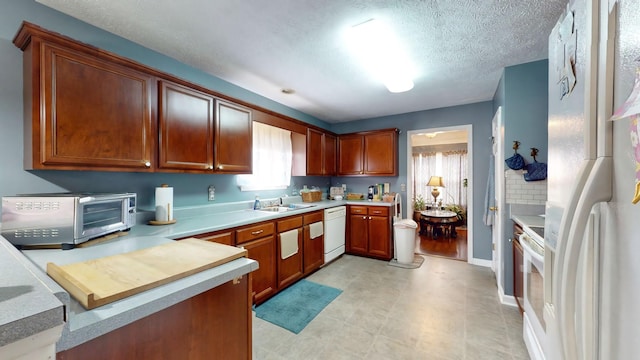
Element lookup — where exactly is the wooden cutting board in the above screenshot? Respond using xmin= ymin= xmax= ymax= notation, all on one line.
xmin=46 ymin=238 xmax=247 ymax=310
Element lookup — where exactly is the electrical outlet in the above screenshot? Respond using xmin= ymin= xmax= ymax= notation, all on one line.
xmin=208 ymin=185 xmax=215 ymax=201
xmin=400 ymin=183 xmax=406 ymax=192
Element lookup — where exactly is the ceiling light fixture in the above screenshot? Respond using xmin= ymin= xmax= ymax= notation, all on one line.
xmin=346 ymin=19 xmax=415 ymax=93
xmin=281 ymin=88 xmax=295 ymax=94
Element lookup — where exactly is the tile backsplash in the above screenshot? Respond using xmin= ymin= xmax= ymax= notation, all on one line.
xmin=505 ymin=170 xmax=547 ymax=205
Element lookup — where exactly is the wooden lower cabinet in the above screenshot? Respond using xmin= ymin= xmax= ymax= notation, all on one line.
xmin=190 ymin=230 xmax=234 ymax=246
xmin=347 ymin=205 xmax=392 ymax=260
xmin=240 ymin=234 xmax=277 ymax=305
xmin=57 ymin=276 xmax=252 ymax=360
xmin=303 ymin=211 xmax=324 ymax=274
xmin=276 ymin=216 xmax=304 ymax=290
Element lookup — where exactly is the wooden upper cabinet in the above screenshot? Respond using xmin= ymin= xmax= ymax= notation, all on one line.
xmin=324 ymin=133 xmax=337 ymax=176
xmin=158 ymin=83 xmax=251 ymax=174
xmin=306 ymin=128 xmax=337 ymax=176
xmin=158 ymin=80 xmax=214 ymax=171
xmin=19 ymin=37 xmax=156 ymax=171
xmin=306 ymin=129 xmax=324 ymax=175
xmin=214 ymin=101 xmax=252 ymax=173
xmin=338 ymin=129 xmax=398 ymax=176
xmin=338 ymin=134 xmax=365 ymax=175
xmin=364 ymin=130 xmax=398 ymax=176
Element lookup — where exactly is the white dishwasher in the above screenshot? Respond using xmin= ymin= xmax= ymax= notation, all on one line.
xmin=323 ymin=206 xmax=346 ymax=264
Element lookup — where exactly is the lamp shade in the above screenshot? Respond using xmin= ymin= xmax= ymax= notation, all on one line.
xmin=427 ymin=176 xmax=445 ymax=187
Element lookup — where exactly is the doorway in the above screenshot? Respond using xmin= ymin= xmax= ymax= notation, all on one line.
xmin=406 ymin=125 xmax=473 ymax=262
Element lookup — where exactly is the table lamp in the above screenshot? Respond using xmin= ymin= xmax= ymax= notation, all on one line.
xmin=427 ymin=176 xmax=445 ymax=204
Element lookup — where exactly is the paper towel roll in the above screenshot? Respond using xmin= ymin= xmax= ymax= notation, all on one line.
xmin=155 ymin=184 xmax=173 ymax=222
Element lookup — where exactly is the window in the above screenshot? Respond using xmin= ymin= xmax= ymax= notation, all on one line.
xmin=237 ymin=122 xmax=292 ymax=191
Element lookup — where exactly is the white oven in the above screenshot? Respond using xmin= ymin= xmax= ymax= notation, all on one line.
xmin=519 ymin=227 xmax=546 ymax=360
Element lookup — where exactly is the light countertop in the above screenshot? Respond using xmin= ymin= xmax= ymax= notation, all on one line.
xmin=1 ymin=197 xmax=392 ymax=351
xmin=0 ymin=237 xmax=65 ymax=348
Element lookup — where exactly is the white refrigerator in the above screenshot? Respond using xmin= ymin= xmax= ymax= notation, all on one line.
xmin=544 ymin=0 xmax=640 ymax=359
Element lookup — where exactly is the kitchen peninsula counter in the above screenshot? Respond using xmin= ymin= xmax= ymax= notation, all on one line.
xmin=1 ymin=197 xmax=393 ymax=355
xmin=21 ymin=236 xmax=258 ymax=352
xmin=0 ymin=237 xmax=65 ymax=358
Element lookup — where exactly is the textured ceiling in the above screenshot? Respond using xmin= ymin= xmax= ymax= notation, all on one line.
xmin=37 ymin=0 xmax=566 ymax=123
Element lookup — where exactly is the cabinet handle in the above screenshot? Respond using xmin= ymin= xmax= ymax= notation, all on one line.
xmin=368 ymin=216 xmax=372 ymax=220
xmin=208 ymin=165 xmax=214 ymax=170
xmin=362 ymin=216 xmax=367 ymax=220
xmin=218 ymin=165 xmax=224 ymax=170
xmin=144 ymin=161 xmax=151 ymax=167
xmin=251 ymin=230 xmax=264 ymax=236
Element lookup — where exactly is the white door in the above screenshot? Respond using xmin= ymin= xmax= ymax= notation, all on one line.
xmin=491 ymin=107 xmax=505 ymax=289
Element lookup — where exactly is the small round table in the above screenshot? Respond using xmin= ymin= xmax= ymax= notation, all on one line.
xmin=420 ymin=210 xmax=459 ymax=240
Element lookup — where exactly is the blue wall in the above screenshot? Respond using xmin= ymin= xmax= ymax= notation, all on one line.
xmin=0 ymin=0 xmax=505 ymax=261
xmin=492 ymin=59 xmax=549 ymax=295
xmin=331 ymin=102 xmax=495 ymax=260
xmin=0 ymin=0 xmax=332 ymax=209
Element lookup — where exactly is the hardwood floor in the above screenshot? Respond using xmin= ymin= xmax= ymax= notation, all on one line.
xmin=415 ymin=226 xmax=467 ymax=261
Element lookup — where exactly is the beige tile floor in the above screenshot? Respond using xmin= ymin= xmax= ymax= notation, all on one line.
xmin=253 ymin=254 xmax=530 ymax=360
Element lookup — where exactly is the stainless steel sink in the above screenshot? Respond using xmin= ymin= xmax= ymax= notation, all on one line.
xmin=255 ymin=203 xmax=316 ymax=213
xmin=257 ymin=206 xmax=292 ymax=213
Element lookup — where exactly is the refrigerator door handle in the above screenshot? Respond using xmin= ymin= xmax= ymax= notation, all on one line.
xmin=557 ymin=156 xmax=612 ymax=360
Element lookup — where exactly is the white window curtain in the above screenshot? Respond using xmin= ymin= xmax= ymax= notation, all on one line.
xmin=412 ymin=150 xmax=468 ymax=207
xmin=237 ymin=122 xmax=292 ymax=191
xmin=441 ymin=150 xmax=468 ymax=207
xmin=412 ymin=152 xmax=437 ymax=202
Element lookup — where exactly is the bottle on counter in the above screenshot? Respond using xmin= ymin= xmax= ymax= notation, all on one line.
xmin=253 ymin=196 xmax=261 ymax=210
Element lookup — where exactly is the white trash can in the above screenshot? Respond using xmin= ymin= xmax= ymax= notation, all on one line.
xmin=393 ymin=219 xmax=418 ymax=264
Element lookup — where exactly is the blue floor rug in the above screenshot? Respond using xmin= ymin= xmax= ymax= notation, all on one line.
xmin=254 ymin=279 xmax=342 ymax=334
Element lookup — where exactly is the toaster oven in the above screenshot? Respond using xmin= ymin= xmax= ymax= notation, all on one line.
xmin=1 ymin=192 xmax=136 ymax=249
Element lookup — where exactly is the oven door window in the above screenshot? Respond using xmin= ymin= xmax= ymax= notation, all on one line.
xmin=526 ymin=258 xmax=546 ymax=331
xmin=80 ymin=200 xmax=125 ymax=237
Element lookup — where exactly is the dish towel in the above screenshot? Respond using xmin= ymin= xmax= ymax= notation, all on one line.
xmin=483 ymin=153 xmax=495 ymax=226
xmin=280 ymin=229 xmax=299 ymax=259
xmin=309 ymin=222 xmax=324 ymax=239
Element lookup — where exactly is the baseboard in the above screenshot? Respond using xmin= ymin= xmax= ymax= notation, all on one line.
xmin=469 ymin=257 xmax=492 ymax=267
xmin=497 ymin=284 xmax=518 ymax=308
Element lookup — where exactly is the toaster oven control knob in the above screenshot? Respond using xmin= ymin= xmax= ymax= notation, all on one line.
xmin=144 ymin=161 xmax=151 ymax=167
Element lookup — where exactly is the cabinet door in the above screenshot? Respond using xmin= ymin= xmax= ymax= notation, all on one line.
xmin=214 ymin=100 xmax=252 ymax=173
xmin=303 ymin=224 xmax=324 ymax=274
xmin=37 ymin=42 xmax=155 ymax=171
xmin=368 ymin=215 xmax=392 ymax=260
xmin=277 ymin=228 xmax=304 ymax=289
xmin=306 ymin=128 xmax=324 ymax=175
xmin=338 ymin=135 xmax=364 ymax=175
xmin=240 ymin=235 xmax=276 ymax=304
xmin=323 ymin=133 xmax=337 ymax=176
xmin=158 ymin=81 xmax=214 ymax=171
xmin=364 ymin=130 xmax=398 ymax=176
xmin=348 ymin=214 xmax=368 ymax=255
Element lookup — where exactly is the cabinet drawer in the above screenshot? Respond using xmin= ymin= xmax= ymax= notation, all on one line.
xmin=195 ymin=231 xmax=234 ymax=246
xmin=369 ymin=207 xmax=389 ymax=216
xmin=303 ymin=211 xmax=323 ymax=225
xmin=236 ymin=222 xmax=275 ymax=244
xmin=277 ymin=216 xmax=303 ymax=233
xmin=350 ymin=206 xmax=367 ymax=215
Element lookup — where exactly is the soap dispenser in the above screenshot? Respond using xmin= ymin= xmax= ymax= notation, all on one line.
xmin=253 ymin=196 xmax=261 ymax=210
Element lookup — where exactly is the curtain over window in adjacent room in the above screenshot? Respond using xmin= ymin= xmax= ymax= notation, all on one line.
xmin=412 ymin=146 xmax=468 ymax=207
xmin=237 ymin=122 xmax=292 ymax=191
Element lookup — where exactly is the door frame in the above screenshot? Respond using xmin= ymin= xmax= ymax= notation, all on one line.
xmin=406 ymin=124 xmax=474 ymax=263
xmin=491 ymin=107 xmax=505 ymax=291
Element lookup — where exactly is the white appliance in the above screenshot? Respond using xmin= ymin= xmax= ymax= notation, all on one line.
xmin=323 ymin=206 xmax=346 ymax=263
xmin=519 ymin=227 xmax=546 ymax=360
xmin=544 ymin=0 xmax=640 ymax=359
